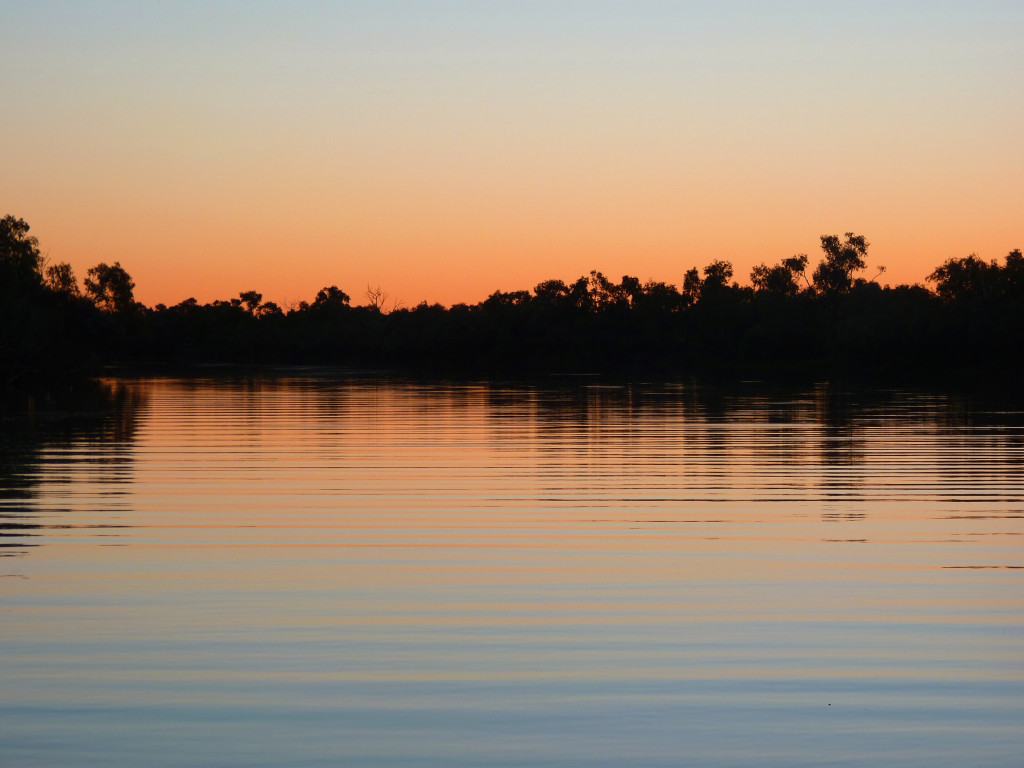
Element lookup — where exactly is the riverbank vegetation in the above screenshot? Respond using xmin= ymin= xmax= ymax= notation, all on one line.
xmin=3 ymin=214 xmax=1021 ymax=384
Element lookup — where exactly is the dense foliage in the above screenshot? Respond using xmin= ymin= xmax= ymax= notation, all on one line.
xmin=2 ymin=215 xmax=1021 ymax=384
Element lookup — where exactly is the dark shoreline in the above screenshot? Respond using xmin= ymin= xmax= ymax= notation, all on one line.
xmin=8 ymin=361 xmax=1019 ymax=408
xmin=5 ymin=215 xmax=1021 ymax=397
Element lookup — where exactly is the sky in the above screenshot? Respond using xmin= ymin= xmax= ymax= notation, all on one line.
xmin=2 ymin=1 xmax=1021 ymax=309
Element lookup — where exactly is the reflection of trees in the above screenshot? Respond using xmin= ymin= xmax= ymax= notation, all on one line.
xmin=807 ymin=386 xmax=1024 ymax=518
xmin=479 ymin=381 xmax=812 ymax=510
xmin=0 ymin=380 xmax=145 ymax=556
xmin=810 ymin=383 xmax=865 ymax=516
xmin=471 ymin=380 xmax=1024 ymax=519
xmin=205 ymin=375 xmax=1023 ymax=527
xmin=5 ymin=372 xmax=1013 ymax=561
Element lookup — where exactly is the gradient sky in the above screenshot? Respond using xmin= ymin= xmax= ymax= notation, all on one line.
xmin=2 ymin=1 xmax=1021 ymax=308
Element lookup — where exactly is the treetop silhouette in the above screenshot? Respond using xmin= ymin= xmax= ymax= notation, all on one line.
xmin=3 ymin=214 xmax=1020 ymax=383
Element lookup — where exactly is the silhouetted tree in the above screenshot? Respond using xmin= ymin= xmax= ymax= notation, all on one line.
xmin=238 ymin=290 xmax=263 ymax=313
xmin=313 ymin=285 xmax=351 ymax=308
xmin=751 ymin=254 xmax=808 ymax=295
xmin=638 ymin=280 xmax=684 ymax=313
xmin=698 ymin=260 xmax=735 ymax=302
xmin=682 ymin=268 xmax=701 ymax=306
xmin=0 ymin=215 xmax=43 ymax=285
xmin=567 ymin=276 xmax=592 ymax=311
xmin=255 ymin=300 xmax=282 ymax=318
xmin=2 ymin=216 xmax=101 ymax=385
xmin=365 ymin=284 xmax=389 ymax=313
xmin=85 ymin=262 xmax=136 ymax=313
xmin=1004 ymin=250 xmax=1024 ymax=302
xmin=812 ymin=234 xmax=868 ymax=295
xmin=483 ymin=289 xmax=531 ymax=308
xmin=618 ymin=275 xmax=643 ymax=308
xmin=586 ymin=271 xmax=615 ymax=310
xmin=45 ymin=262 xmax=80 ymax=296
xmin=1 ymin=215 xmax=46 ymax=383
xmin=927 ymin=254 xmax=997 ymax=301
xmin=533 ymin=279 xmax=570 ymax=306
xmin=787 ymin=254 xmax=812 ymax=289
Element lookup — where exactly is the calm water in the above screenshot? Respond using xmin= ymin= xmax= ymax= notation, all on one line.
xmin=2 ymin=376 xmax=1022 ymax=767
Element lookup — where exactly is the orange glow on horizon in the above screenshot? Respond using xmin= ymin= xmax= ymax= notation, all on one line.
xmin=20 ymin=204 xmax=1022 ymax=310
xmin=3 ymin=3 xmax=1020 ymax=309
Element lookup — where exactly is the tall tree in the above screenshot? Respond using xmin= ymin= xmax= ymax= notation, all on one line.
xmin=927 ymin=254 xmax=996 ymax=300
xmin=751 ymin=254 xmax=808 ymax=295
xmin=812 ymin=233 xmax=869 ymax=295
xmin=0 ymin=215 xmax=43 ymax=286
xmin=699 ymin=260 xmax=734 ymax=302
xmin=45 ymin=262 xmax=80 ymax=296
xmin=85 ymin=262 xmax=136 ymax=313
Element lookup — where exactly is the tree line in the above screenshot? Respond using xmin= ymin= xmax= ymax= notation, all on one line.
xmin=2 ymin=214 xmax=1022 ymax=385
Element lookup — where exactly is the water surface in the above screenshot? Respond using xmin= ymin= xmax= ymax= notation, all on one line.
xmin=2 ymin=376 xmax=1022 ymax=766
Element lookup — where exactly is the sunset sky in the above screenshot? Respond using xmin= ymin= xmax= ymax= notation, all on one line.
xmin=3 ymin=1 xmax=1021 ymax=309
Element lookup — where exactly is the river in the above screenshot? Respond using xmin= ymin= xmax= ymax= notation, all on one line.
xmin=2 ymin=375 xmax=1022 ymax=766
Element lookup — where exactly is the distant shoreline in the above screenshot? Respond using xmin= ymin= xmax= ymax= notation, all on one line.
xmin=4 ymin=215 xmax=1022 ymax=391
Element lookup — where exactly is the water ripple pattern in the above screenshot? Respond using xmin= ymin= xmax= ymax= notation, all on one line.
xmin=2 ymin=377 xmax=1022 ymax=767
